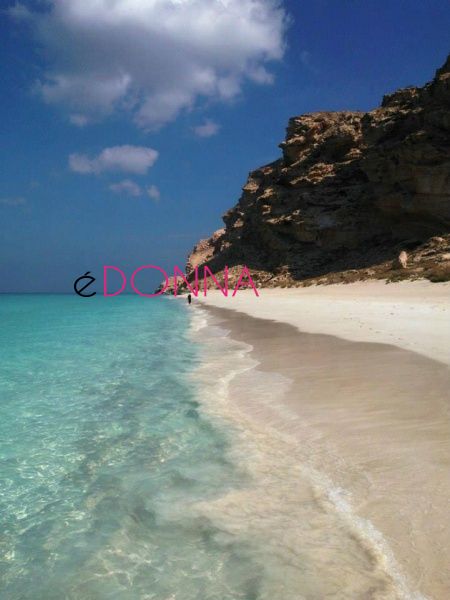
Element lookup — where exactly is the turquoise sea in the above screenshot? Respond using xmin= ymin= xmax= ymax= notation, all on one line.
xmin=0 ymin=295 xmax=425 ymax=600
xmin=0 ymin=295 xmax=260 ymax=599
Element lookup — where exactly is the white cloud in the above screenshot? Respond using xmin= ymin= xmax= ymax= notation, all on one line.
xmin=248 ymin=65 xmax=274 ymax=84
xmin=10 ymin=0 xmax=288 ymax=129
xmin=193 ymin=119 xmax=221 ymax=138
xmin=147 ymin=185 xmax=161 ymax=202
xmin=0 ymin=196 xmax=26 ymax=207
xmin=109 ymin=179 xmax=142 ymax=197
xmin=69 ymin=145 xmax=159 ymax=175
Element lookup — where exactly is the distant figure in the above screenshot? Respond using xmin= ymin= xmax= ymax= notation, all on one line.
xmin=398 ymin=250 xmax=408 ymax=269
xmin=187 ymin=293 xmax=192 ymax=305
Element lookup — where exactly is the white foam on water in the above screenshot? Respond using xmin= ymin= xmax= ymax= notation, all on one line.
xmin=188 ymin=306 xmax=209 ymax=334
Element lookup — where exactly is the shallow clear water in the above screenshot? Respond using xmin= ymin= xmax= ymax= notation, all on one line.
xmin=0 ymin=296 xmax=260 ymax=599
xmin=0 ymin=295 xmax=428 ymax=600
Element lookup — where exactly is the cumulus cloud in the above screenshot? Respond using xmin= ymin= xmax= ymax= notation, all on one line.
xmin=109 ymin=179 xmax=142 ymax=197
xmin=193 ymin=119 xmax=221 ymax=138
xmin=69 ymin=145 xmax=158 ymax=175
xmin=147 ymin=185 xmax=161 ymax=202
xmin=10 ymin=0 xmax=288 ymax=129
xmin=0 ymin=196 xmax=26 ymax=207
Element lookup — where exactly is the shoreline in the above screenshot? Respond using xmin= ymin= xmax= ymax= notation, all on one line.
xmin=191 ymin=283 xmax=450 ymax=599
xmin=196 ymin=280 xmax=450 ymax=366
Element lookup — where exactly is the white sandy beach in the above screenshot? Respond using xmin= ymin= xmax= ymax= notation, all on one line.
xmin=198 ymin=279 xmax=450 ymax=366
xmin=193 ymin=279 xmax=450 ymax=599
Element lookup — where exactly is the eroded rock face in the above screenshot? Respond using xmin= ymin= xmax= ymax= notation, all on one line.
xmin=183 ymin=56 xmax=450 ymax=289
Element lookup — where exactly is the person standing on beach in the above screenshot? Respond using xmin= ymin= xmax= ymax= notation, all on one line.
xmin=187 ymin=294 xmax=192 ymax=305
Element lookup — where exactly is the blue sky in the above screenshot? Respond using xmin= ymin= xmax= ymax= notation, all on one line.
xmin=1 ymin=0 xmax=449 ymax=293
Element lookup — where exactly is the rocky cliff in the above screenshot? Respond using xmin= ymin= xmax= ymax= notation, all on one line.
xmin=183 ymin=56 xmax=450 ymax=290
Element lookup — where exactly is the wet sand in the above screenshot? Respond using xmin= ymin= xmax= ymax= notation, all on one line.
xmin=198 ymin=304 xmax=450 ymax=600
